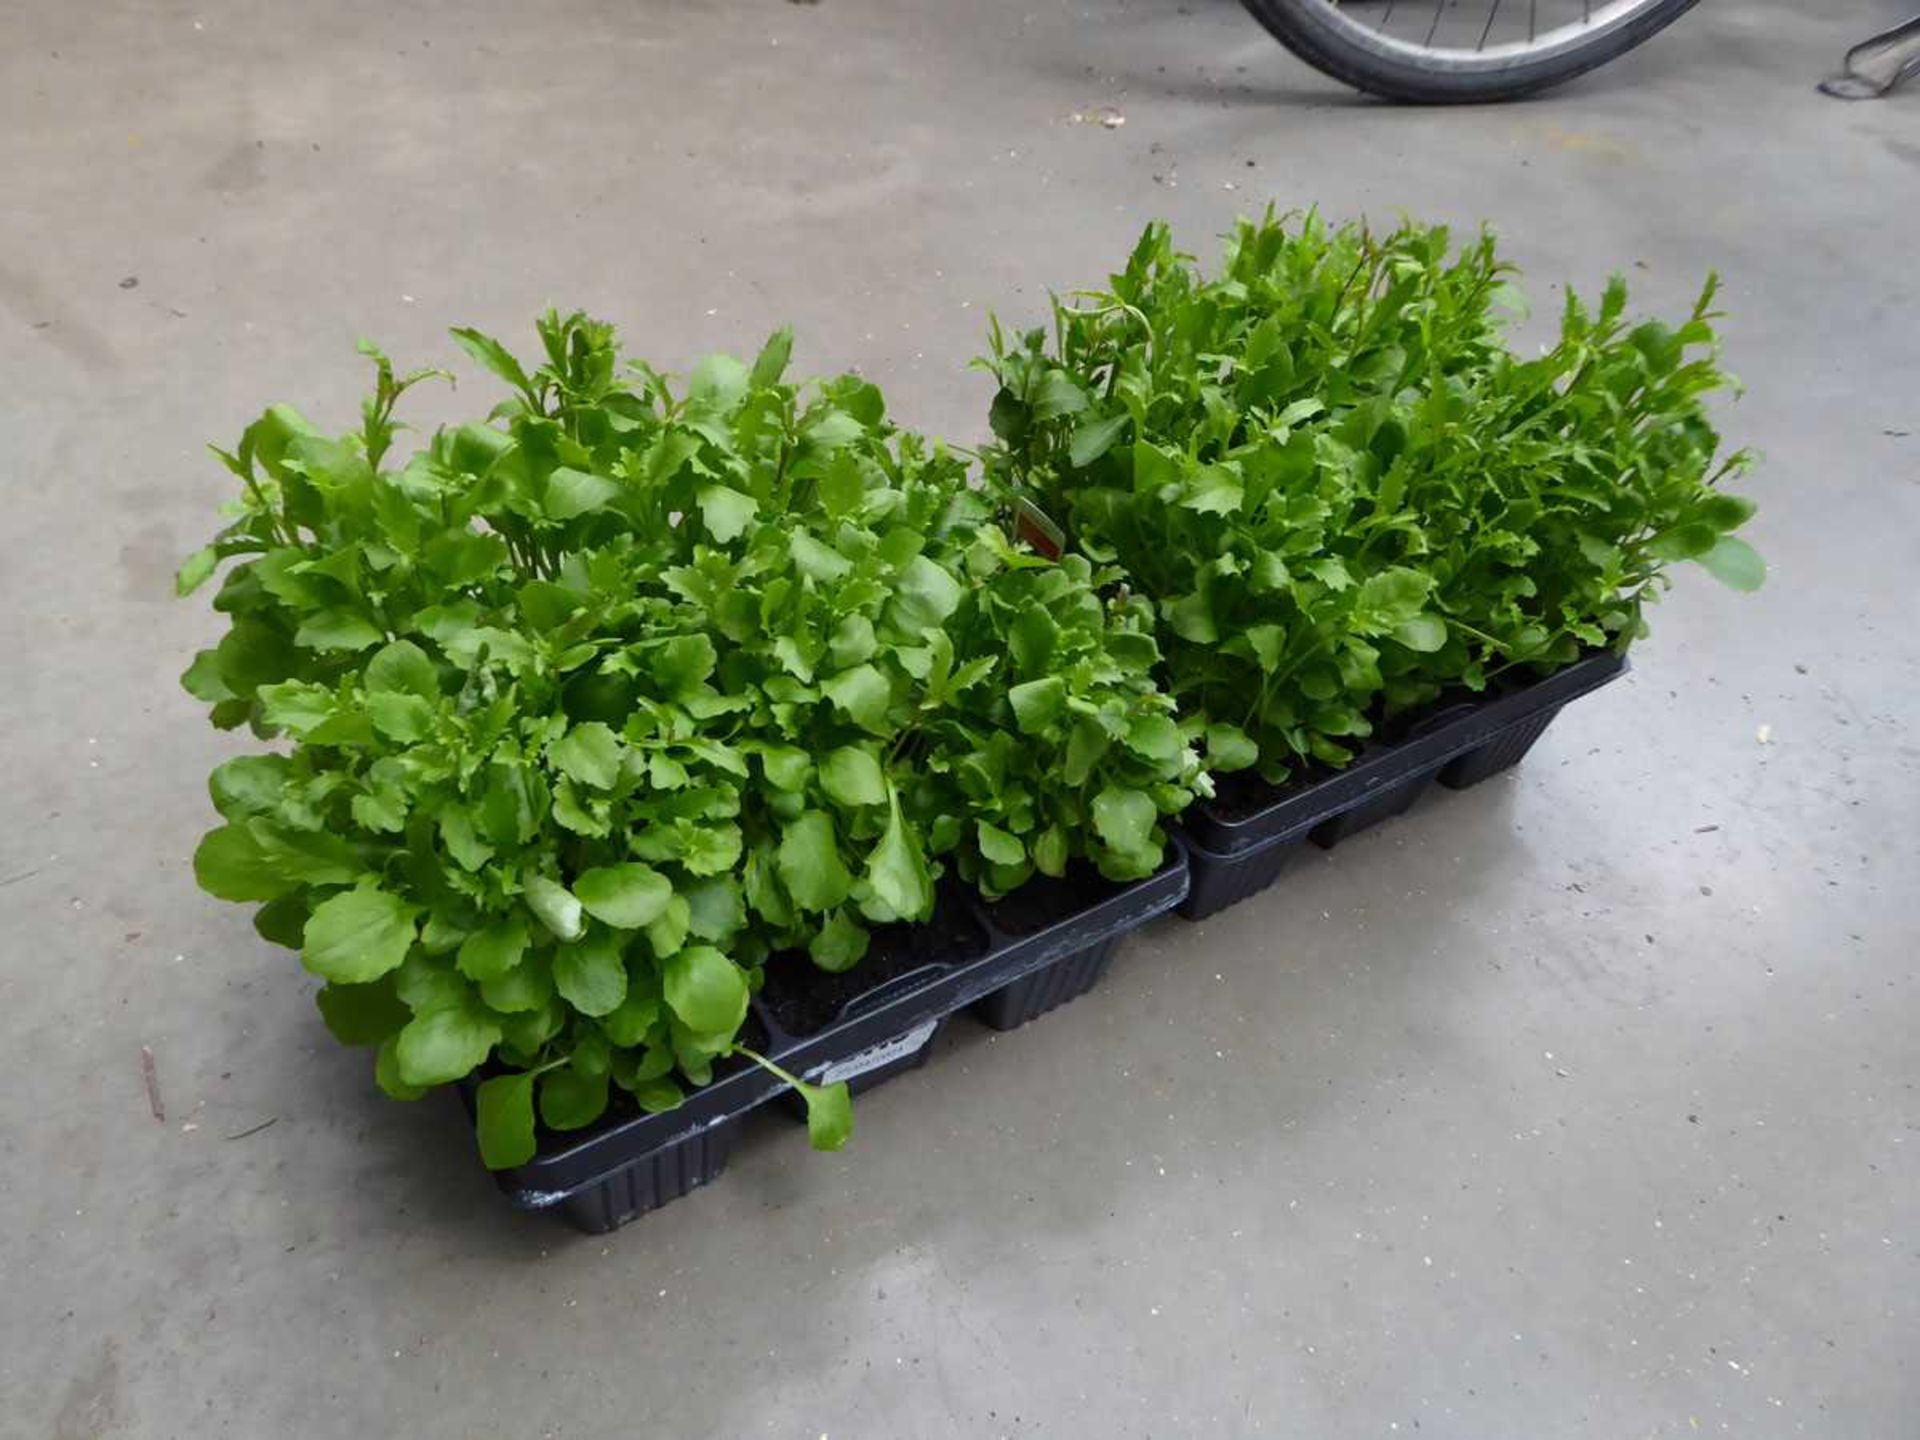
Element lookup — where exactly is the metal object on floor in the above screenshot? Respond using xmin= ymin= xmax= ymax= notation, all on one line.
xmin=1819 ymin=13 xmax=1920 ymax=99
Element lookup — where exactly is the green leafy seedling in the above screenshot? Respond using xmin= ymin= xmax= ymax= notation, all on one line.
xmin=732 ymin=1047 xmax=854 ymax=1152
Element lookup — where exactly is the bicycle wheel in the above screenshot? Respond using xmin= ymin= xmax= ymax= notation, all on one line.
xmin=1238 ymin=0 xmax=1704 ymax=103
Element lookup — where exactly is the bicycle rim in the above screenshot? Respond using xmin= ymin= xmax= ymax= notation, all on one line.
xmin=1313 ymin=0 xmax=1677 ymax=69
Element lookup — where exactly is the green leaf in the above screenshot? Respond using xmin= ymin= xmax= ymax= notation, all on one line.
xmin=257 ymin=681 xmax=334 ymax=736
xmin=697 ymin=485 xmax=757 ymax=543
xmin=394 ymin=1002 xmax=501 ymax=1087
xmin=793 ymin=1077 xmax=853 ymax=1152
xmin=395 ymin=952 xmax=469 ymax=1012
xmin=193 ymin=824 xmax=293 ymax=902
xmin=1245 ymin=624 xmax=1285 ymax=672
xmin=302 ymin=885 xmax=417 ymax=984
xmin=1091 ymin=786 xmax=1157 ymax=856
xmin=1032 ymin=370 xmax=1090 ymax=421
xmin=573 ymin=863 xmax=673 ymax=929
xmin=545 ymin=466 xmax=621 ymax=521
xmin=180 ymin=649 xmax=233 ymax=703
xmin=375 ymin=1036 xmax=429 ymax=1100
xmin=1181 ymin=465 xmax=1243 ymax=515
xmin=760 ymin=745 xmax=812 ymax=791
xmin=820 ymin=746 xmax=887 ymax=808
xmin=662 ymin=945 xmax=748 ymax=1035
xmin=632 ymin=1076 xmax=684 ymax=1113
xmin=439 ymin=805 xmax=494 ymax=871
xmin=862 ymin=789 xmax=932 ymax=923
xmin=351 ymin=782 xmax=406 ymax=833
xmin=823 ymin=617 xmax=874 ymax=674
xmin=989 ymin=387 xmax=1028 ymax=444
xmin=1393 ymin=614 xmax=1448 ymax=653
xmin=1167 ymin=591 xmax=1217 ymax=644
xmin=1351 ymin=568 xmax=1432 ymax=633
xmin=977 ymin=822 xmax=1025 ymax=867
xmin=688 ymin=353 xmax=749 ymax=411
xmin=750 ymin=326 xmax=794 ymax=388
xmin=1009 ymin=606 xmax=1058 ymax=676
xmin=1648 ymin=522 xmax=1720 ymax=562
xmin=551 ymin=779 xmax=609 ymax=836
xmin=808 ymin=909 xmax=870 ymax=973
xmin=1305 ymin=558 xmax=1353 ymax=593
xmin=603 ymin=984 xmax=662 ymax=1047
xmin=1009 ymin=676 xmax=1066 ymax=734
xmin=175 ymin=546 xmax=218 ymax=596
xmin=1126 ymin=713 xmax=1182 ymax=761
xmin=367 ymin=691 xmax=436 ymax=742
xmin=365 ymin=639 xmax=439 ymax=698
xmin=539 ymin=1065 xmax=610 ymax=1132
xmin=474 ymin=1073 xmax=537 ymax=1169
xmin=1069 ymin=410 xmax=1130 ymax=467
xmin=450 ymin=327 xmax=536 ymax=398
xmin=253 ymin=896 xmax=308 ymax=949
xmin=497 ymin=999 xmax=565 ymax=1056
xmin=640 ymin=893 xmax=692 ymax=958
xmin=777 ymin=810 xmax=853 ymax=911
xmin=683 ymin=878 xmax=744 ymax=943
xmin=1696 ymin=535 xmax=1765 ymax=591
xmin=1205 ymin=723 xmax=1259 ymax=772
xmin=315 ymin=976 xmax=411 ymax=1047
xmin=523 ymin=874 xmax=585 ymax=942
xmin=821 ymin=664 xmax=891 ymax=733
xmin=1698 ymin=493 xmax=1758 ymax=532
xmin=295 ymin=610 xmax=385 ymax=652
xmin=481 ymin=953 xmax=555 ymax=1013
xmin=553 ymin=929 xmax=628 ymax=1016
xmin=1032 ymin=824 xmax=1069 ymax=877
xmin=517 ymin=580 xmax=583 ymax=633
xmin=651 ymin=634 xmax=718 ymax=699
xmin=804 ymin=409 xmax=866 ymax=452
xmin=550 ymin=722 xmax=622 ymax=789
xmin=790 ymin=531 xmax=853 ymax=582
xmin=890 ymin=554 xmax=964 ymax=631
xmin=456 ymin=915 xmax=530 ymax=982
xmin=251 ymin=823 xmax=360 ymax=886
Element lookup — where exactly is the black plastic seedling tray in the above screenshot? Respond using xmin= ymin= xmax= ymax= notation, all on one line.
xmin=468 ymin=846 xmax=1189 ymax=1233
xmin=1177 ymin=651 xmax=1629 ymax=921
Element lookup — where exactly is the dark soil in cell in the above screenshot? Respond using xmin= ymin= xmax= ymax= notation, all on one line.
xmin=980 ymin=863 xmax=1125 ymax=938
xmin=756 ymin=901 xmax=989 ymax=1037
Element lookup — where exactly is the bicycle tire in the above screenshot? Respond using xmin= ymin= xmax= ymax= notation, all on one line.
xmin=1238 ymin=0 xmax=1704 ymax=103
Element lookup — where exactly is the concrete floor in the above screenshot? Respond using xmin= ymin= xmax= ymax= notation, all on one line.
xmin=4 ymin=1 xmax=1916 ymax=1436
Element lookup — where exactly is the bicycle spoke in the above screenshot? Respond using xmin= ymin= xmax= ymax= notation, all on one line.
xmin=1478 ymin=0 xmax=1503 ymax=51
xmin=1314 ymin=0 xmax=1660 ymax=55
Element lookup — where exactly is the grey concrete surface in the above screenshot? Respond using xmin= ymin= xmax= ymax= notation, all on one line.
xmin=3 ymin=2 xmax=1916 ymax=1436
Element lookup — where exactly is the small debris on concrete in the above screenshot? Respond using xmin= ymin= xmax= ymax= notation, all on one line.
xmin=119 ymin=275 xmax=139 ymax=289
xmin=141 ymin=1046 xmax=164 ymax=1122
